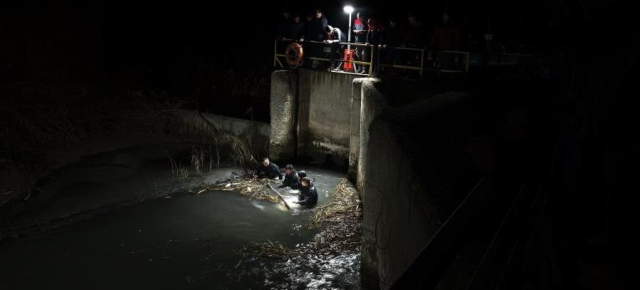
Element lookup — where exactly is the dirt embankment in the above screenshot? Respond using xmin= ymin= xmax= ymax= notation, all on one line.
xmin=1 ymin=83 xmax=270 ymax=243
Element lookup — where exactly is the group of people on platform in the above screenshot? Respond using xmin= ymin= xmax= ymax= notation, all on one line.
xmin=254 ymin=157 xmax=318 ymax=206
xmin=276 ymin=9 xmax=465 ymax=74
xmin=277 ymin=7 xmax=560 ymax=75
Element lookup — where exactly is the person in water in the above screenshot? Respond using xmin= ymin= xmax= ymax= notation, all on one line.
xmin=279 ymin=164 xmax=300 ymax=189
xmin=255 ymin=157 xmax=282 ymax=180
xmin=293 ymin=177 xmax=318 ymax=206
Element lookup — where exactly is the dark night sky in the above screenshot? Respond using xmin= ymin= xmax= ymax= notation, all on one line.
xmin=0 ymin=0 xmax=591 ymax=122
xmin=1 ymin=0 xmax=564 ymax=66
xmin=0 ymin=0 xmax=632 ymax=93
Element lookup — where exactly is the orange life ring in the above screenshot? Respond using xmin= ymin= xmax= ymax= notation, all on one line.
xmin=285 ymin=43 xmax=304 ymax=67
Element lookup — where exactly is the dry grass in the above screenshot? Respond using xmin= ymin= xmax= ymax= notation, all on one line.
xmin=243 ymin=179 xmax=363 ymax=259
xmin=189 ymin=177 xmax=281 ymax=204
xmin=307 ymin=179 xmax=363 ymax=254
xmin=167 ymin=155 xmax=189 ymax=180
xmin=171 ymin=111 xmax=263 ymax=169
xmin=190 ymin=145 xmax=205 ymax=174
xmin=0 ymin=82 xmax=92 ymax=149
xmin=255 ymin=240 xmax=290 ymax=259
xmin=0 ymin=81 xmax=192 ymax=151
xmin=310 ymin=179 xmax=361 ymax=228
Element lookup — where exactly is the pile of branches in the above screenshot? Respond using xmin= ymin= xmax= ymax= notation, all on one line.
xmin=253 ymin=240 xmax=290 ymax=259
xmin=310 ymin=179 xmax=361 ymax=228
xmin=244 ymin=179 xmax=363 ymax=259
xmin=189 ymin=176 xmax=280 ymax=203
xmin=307 ymin=179 xmax=363 ymax=254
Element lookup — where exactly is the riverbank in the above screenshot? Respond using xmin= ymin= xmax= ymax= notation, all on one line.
xmin=0 ymin=139 xmax=246 ymax=242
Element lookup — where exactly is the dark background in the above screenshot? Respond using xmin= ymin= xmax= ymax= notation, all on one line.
xmin=1 ymin=0 xmax=570 ymax=122
xmin=1 ymin=1 xmax=638 ymax=288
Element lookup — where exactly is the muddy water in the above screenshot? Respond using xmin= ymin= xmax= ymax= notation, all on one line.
xmin=0 ymin=151 xmax=360 ymax=289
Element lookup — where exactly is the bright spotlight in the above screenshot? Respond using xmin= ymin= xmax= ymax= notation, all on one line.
xmin=343 ymin=5 xmax=354 ymax=13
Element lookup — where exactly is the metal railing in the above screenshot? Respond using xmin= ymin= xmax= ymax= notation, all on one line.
xmin=376 ymin=46 xmax=425 ymax=76
xmin=424 ymin=49 xmax=471 ymax=73
xmin=335 ymin=42 xmax=375 ymax=76
xmin=274 ymin=39 xmax=471 ymax=77
xmin=274 ymin=40 xmax=375 ymax=76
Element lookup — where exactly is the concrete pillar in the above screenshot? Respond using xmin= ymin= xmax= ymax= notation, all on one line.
xmin=357 ymin=78 xmax=386 ymax=290
xmin=357 ymin=79 xmax=385 ymax=195
xmin=348 ymin=78 xmax=366 ymax=182
xmin=269 ymin=70 xmax=297 ymax=161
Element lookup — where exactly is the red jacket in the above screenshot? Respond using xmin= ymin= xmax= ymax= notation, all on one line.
xmin=431 ymin=26 xmax=460 ymax=50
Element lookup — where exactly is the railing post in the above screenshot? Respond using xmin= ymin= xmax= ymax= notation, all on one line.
xmin=329 ymin=42 xmax=334 ymax=71
xmin=420 ymin=48 xmax=425 ymax=76
xmin=368 ymin=45 xmax=374 ymax=76
xmin=465 ymin=52 xmax=470 ymax=72
xmin=274 ymin=39 xmax=277 ymax=68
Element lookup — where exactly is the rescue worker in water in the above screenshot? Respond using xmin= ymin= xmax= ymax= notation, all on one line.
xmin=279 ymin=164 xmax=300 ymax=189
xmin=293 ymin=177 xmax=318 ymax=206
xmin=254 ymin=157 xmax=282 ymax=180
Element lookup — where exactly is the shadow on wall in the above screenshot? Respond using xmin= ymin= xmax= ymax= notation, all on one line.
xmin=359 ymin=78 xmax=545 ymax=289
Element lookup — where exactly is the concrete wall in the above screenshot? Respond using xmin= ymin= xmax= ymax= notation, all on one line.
xmin=298 ymin=70 xmax=359 ymax=165
xmin=173 ymin=111 xmax=270 ymax=137
xmin=269 ymin=70 xmax=297 ymax=161
xmin=360 ymin=92 xmax=482 ymax=290
xmin=361 ymin=119 xmax=437 ymax=289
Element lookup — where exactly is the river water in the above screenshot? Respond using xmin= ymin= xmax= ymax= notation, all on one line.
xmin=0 ymin=148 xmax=360 ymax=290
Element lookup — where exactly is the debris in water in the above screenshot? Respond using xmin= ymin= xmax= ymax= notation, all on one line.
xmin=242 ymin=179 xmax=362 ymax=259
xmin=189 ymin=176 xmax=284 ymax=205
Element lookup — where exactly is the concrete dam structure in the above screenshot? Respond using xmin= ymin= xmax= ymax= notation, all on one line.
xmin=270 ymin=69 xmax=498 ymax=289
